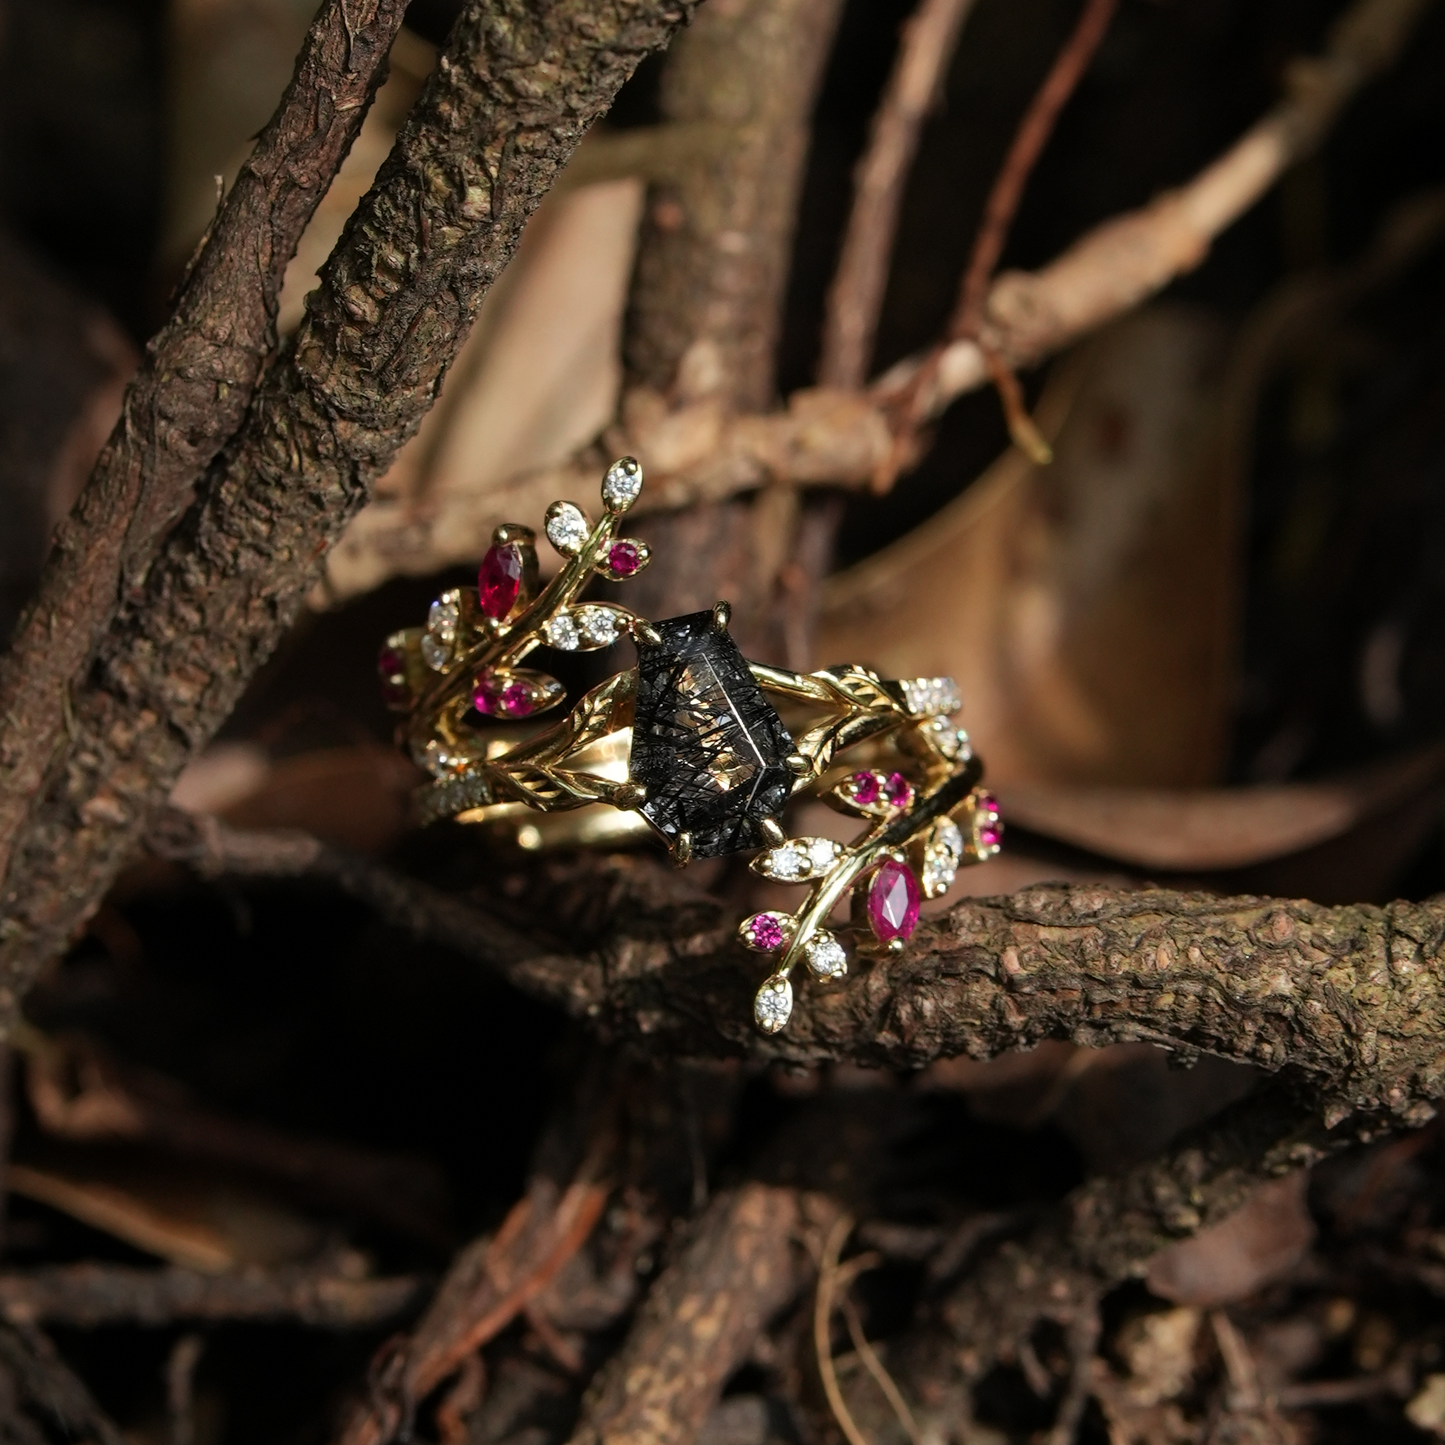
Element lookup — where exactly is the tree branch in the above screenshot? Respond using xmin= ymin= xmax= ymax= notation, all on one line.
xmin=0 ymin=0 xmax=701 ymax=1018
xmin=817 ymin=0 xmax=978 ymax=389
xmin=324 ymin=0 xmax=1438 ymax=600
xmin=0 ymin=1263 xmax=427 ymax=1331
xmin=0 ymin=0 xmax=411 ymax=885
xmin=567 ymin=1185 xmax=814 ymax=1445
xmin=149 ymin=817 xmax=1445 ymax=1130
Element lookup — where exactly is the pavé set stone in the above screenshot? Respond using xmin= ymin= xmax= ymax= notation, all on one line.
xmin=376 ymin=458 xmax=1001 ymax=1034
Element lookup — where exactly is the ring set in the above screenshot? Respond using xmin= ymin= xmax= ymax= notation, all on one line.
xmin=377 ymin=458 xmax=1002 ymax=1033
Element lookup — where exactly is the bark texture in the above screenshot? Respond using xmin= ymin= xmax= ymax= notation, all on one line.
xmin=620 ymin=0 xmax=844 ymax=663
xmin=0 ymin=1263 xmax=426 ymax=1330
xmin=0 ymin=0 xmax=410 ymax=883
xmin=0 ymin=0 xmax=700 ymax=1019
xmin=487 ymin=875 xmax=1445 ymax=1126
xmin=568 ymin=1185 xmax=810 ymax=1445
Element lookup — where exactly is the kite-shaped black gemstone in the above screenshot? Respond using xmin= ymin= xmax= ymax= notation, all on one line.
xmin=630 ymin=610 xmax=794 ymax=859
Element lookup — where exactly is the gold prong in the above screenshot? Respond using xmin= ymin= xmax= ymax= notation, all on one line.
xmin=633 ymin=619 xmax=663 ymax=647
xmin=613 ymin=781 xmax=646 ymax=810
xmin=712 ymin=600 xmax=731 ymax=632
xmin=785 ymin=753 xmax=811 ymax=778
xmin=672 ymin=832 xmax=693 ymax=868
xmin=759 ymin=817 xmax=786 ymax=847
xmin=492 ymin=523 xmax=535 ymax=545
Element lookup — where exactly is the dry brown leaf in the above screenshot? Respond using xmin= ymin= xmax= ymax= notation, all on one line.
xmin=819 ymin=306 xmax=1234 ymax=789
xmin=171 ymin=744 xmax=419 ymax=854
xmin=993 ymin=742 xmax=1445 ymax=870
xmin=1147 ymin=1173 xmax=1315 ymax=1309
xmin=161 ymin=0 xmax=322 ymax=272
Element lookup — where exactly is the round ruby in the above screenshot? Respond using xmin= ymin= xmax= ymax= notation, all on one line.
xmin=884 ymin=771 xmax=914 ymax=808
xmin=501 ymin=682 xmax=534 ymax=717
xmin=979 ymin=821 xmax=1003 ymax=849
xmin=377 ymin=645 xmax=409 ymax=706
xmin=751 ymin=915 xmax=785 ymax=950
xmin=478 ymin=543 xmax=523 ymax=619
xmin=978 ymin=791 xmax=999 ymax=816
xmin=608 ymin=541 xmax=642 ymax=577
xmin=867 ymin=860 xmax=920 ymax=943
xmin=473 ymin=673 xmax=503 ymax=714
xmin=848 ymin=771 xmax=881 ymax=806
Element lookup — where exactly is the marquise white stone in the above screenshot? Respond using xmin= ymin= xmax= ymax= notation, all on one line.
xmin=601 ymin=456 xmax=643 ymax=511
xmin=545 ymin=501 xmax=590 ymax=555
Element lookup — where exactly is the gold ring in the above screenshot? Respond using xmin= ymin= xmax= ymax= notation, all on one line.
xmin=377 ymin=458 xmax=1002 ymax=1033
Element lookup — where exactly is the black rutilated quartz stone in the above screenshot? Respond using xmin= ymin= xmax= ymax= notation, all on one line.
xmin=630 ymin=610 xmax=794 ymax=858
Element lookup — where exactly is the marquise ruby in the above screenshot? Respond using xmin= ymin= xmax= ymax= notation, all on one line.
xmin=478 ymin=543 xmax=523 ymax=619
xmin=867 ymin=859 xmax=920 ymax=942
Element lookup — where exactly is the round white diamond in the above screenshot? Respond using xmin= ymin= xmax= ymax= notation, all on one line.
xmin=769 ymin=843 xmax=808 ymax=881
xmin=754 ymin=976 xmax=793 ymax=1033
xmin=428 ymin=598 xmax=459 ymax=642
xmin=922 ymin=817 xmax=964 ymax=897
xmin=578 ymin=607 xmax=619 ymax=646
xmin=601 ymin=457 xmax=643 ymax=511
xmin=420 ymin=632 xmax=450 ymax=670
xmin=805 ymin=933 xmax=847 ymax=979
xmin=544 ymin=614 xmax=581 ymax=651
xmin=807 ymin=838 xmax=839 ymax=871
xmin=545 ymin=502 xmax=590 ymax=555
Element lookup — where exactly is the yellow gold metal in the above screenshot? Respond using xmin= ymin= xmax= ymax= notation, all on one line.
xmin=384 ymin=456 xmax=997 ymax=1038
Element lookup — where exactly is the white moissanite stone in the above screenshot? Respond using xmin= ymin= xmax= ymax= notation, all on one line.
xmin=578 ymin=607 xmax=620 ymax=646
xmin=901 ymin=676 xmax=962 ymax=717
xmin=768 ymin=843 xmax=808 ymax=881
xmin=545 ymin=502 xmax=590 ymax=555
xmin=807 ymin=838 xmax=840 ymax=872
xmin=428 ymin=598 xmax=459 ymax=642
xmin=919 ymin=715 xmax=972 ymax=760
xmin=754 ymin=975 xmax=793 ymax=1033
xmin=601 ymin=457 xmax=643 ymax=511
xmin=544 ymin=614 xmax=581 ymax=651
xmin=922 ymin=817 xmax=964 ymax=898
xmin=805 ymin=932 xmax=847 ymax=978
xmin=420 ymin=632 xmax=450 ymax=670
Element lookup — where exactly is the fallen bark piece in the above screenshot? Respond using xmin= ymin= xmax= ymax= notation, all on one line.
xmin=0 ymin=1262 xmax=426 ymax=1329
xmin=568 ymin=1184 xmax=812 ymax=1445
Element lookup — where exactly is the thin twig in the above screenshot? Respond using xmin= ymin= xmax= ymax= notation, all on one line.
xmin=327 ymin=0 xmax=1439 ymax=598
xmin=839 ymin=1291 xmax=924 ymax=1445
xmin=818 ymin=0 xmax=979 ymax=388
xmin=815 ymin=1214 xmax=871 ymax=1445
xmin=951 ymin=0 xmax=1119 ymax=338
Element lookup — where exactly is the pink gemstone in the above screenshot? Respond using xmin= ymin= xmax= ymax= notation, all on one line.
xmin=884 ymin=771 xmax=914 ymax=808
xmin=978 ymin=791 xmax=999 ymax=816
xmin=478 ymin=543 xmax=523 ymax=619
xmin=979 ymin=823 xmax=1002 ymax=848
xmin=377 ymin=645 xmax=409 ymax=707
xmin=750 ymin=915 xmax=785 ymax=950
xmin=501 ymin=681 xmax=534 ymax=716
xmin=473 ymin=673 xmax=503 ymax=715
xmin=848 ymin=771 xmax=881 ymax=805
xmin=867 ymin=860 xmax=920 ymax=942
xmin=608 ymin=541 xmax=642 ymax=576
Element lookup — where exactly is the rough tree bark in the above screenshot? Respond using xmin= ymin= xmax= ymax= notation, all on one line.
xmin=620 ymin=0 xmax=844 ymax=662
xmin=0 ymin=0 xmax=702 ymax=1019
xmin=0 ymin=0 xmax=411 ymax=884
xmin=567 ymin=1185 xmax=812 ymax=1445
